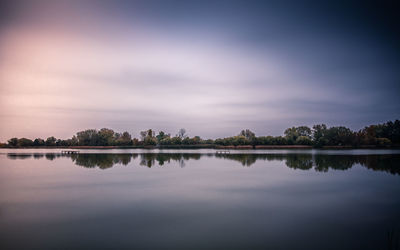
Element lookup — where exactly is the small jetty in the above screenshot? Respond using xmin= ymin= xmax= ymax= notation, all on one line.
xmin=61 ymin=150 xmax=80 ymax=154
xmin=216 ymin=150 xmax=230 ymax=154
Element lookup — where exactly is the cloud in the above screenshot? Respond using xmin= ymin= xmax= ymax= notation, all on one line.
xmin=0 ymin=0 xmax=399 ymax=141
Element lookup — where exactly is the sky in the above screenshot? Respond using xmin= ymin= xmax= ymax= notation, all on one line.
xmin=0 ymin=0 xmax=399 ymax=141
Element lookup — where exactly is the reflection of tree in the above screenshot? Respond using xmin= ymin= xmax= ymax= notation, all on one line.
xmin=216 ymin=154 xmax=302 ymax=167
xmin=216 ymin=154 xmax=258 ymax=167
xmin=33 ymin=153 xmax=44 ymax=159
xmin=215 ymin=153 xmax=400 ymax=175
xmin=140 ymin=154 xmax=155 ymax=168
xmin=45 ymin=153 xmax=57 ymax=161
xmin=140 ymin=153 xmax=201 ymax=168
xmin=5 ymin=153 xmax=400 ymax=175
xmin=69 ymin=153 xmax=400 ymax=174
xmin=7 ymin=154 xmax=32 ymax=159
xmin=7 ymin=153 xmax=64 ymax=160
xmin=120 ymin=154 xmax=135 ymax=165
xmin=313 ymin=155 xmax=353 ymax=172
xmin=285 ymin=154 xmax=313 ymax=170
xmin=71 ymin=154 xmax=132 ymax=169
xmin=356 ymin=154 xmax=400 ymax=175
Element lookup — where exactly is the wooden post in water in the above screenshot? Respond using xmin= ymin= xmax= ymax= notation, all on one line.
xmin=61 ymin=150 xmax=80 ymax=154
xmin=216 ymin=150 xmax=230 ymax=154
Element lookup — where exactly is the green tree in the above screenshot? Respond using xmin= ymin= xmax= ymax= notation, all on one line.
xmin=191 ymin=136 xmax=201 ymax=144
xmin=144 ymin=136 xmax=157 ymax=146
xmin=284 ymin=127 xmax=299 ymax=144
xmin=274 ymin=136 xmax=287 ymax=145
xmin=98 ymin=128 xmax=115 ymax=145
xmin=312 ymin=124 xmax=328 ymax=147
xmin=295 ymin=136 xmax=312 ymax=145
xmin=156 ymin=131 xmax=170 ymax=143
xmin=284 ymin=126 xmax=311 ymax=144
xmin=45 ymin=136 xmax=57 ymax=146
xmin=171 ymin=136 xmax=182 ymax=145
xmin=70 ymin=136 xmax=78 ymax=146
xmin=18 ymin=138 xmax=33 ymax=147
xmin=325 ymin=126 xmax=354 ymax=146
xmin=116 ymin=131 xmax=132 ymax=145
xmin=159 ymin=137 xmax=172 ymax=145
xmin=140 ymin=129 xmax=155 ymax=141
xmin=7 ymin=138 xmax=18 ymax=147
xmin=76 ymin=129 xmax=98 ymax=146
xmin=297 ymin=126 xmax=311 ymax=137
xmin=132 ymin=138 xmax=140 ymax=146
xmin=33 ymin=138 xmax=45 ymax=146
xmin=140 ymin=129 xmax=156 ymax=145
xmin=239 ymin=129 xmax=255 ymax=140
xmin=376 ymin=138 xmax=391 ymax=146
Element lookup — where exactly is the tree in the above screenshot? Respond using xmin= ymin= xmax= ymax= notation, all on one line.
xmin=144 ymin=136 xmax=157 ymax=146
xmin=274 ymin=136 xmax=287 ymax=145
xmin=147 ymin=129 xmax=155 ymax=137
xmin=177 ymin=128 xmax=187 ymax=139
xmin=45 ymin=136 xmax=57 ymax=146
xmin=140 ymin=131 xmax=147 ymax=141
xmin=325 ymin=126 xmax=354 ymax=146
xmin=182 ymin=137 xmax=191 ymax=145
xmin=156 ymin=131 xmax=170 ymax=143
xmin=312 ymin=124 xmax=328 ymax=147
xmin=7 ymin=138 xmax=18 ymax=147
xmin=132 ymin=138 xmax=140 ymax=146
xmin=140 ymin=129 xmax=156 ymax=145
xmin=191 ymin=136 xmax=201 ymax=144
xmin=171 ymin=136 xmax=182 ymax=145
xmin=284 ymin=126 xmax=311 ymax=144
xmin=159 ymin=137 xmax=172 ymax=145
xmin=284 ymin=127 xmax=299 ymax=144
xmin=98 ymin=128 xmax=115 ymax=145
xmin=33 ymin=138 xmax=45 ymax=146
xmin=3 ymin=119 xmax=399 ymax=148
xmin=297 ymin=126 xmax=312 ymax=137
xmin=295 ymin=136 xmax=312 ymax=145
xmin=239 ymin=129 xmax=255 ymax=140
xmin=71 ymin=136 xmax=78 ymax=146
xmin=360 ymin=120 xmax=400 ymax=145
xmin=204 ymin=139 xmax=214 ymax=144
xmin=376 ymin=138 xmax=391 ymax=146
xmin=76 ymin=129 xmax=98 ymax=146
xmin=18 ymin=138 xmax=33 ymax=147
xmin=58 ymin=139 xmax=73 ymax=146
xmin=140 ymin=129 xmax=155 ymax=141
xmin=233 ymin=135 xmax=248 ymax=146
xmin=116 ymin=131 xmax=132 ymax=145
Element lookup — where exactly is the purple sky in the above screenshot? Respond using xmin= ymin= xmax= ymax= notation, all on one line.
xmin=0 ymin=0 xmax=399 ymax=141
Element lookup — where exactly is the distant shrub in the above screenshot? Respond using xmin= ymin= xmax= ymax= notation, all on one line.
xmin=376 ymin=138 xmax=391 ymax=146
xmin=295 ymin=136 xmax=312 ymax=145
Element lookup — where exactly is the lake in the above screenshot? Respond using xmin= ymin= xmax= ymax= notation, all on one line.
xmin=1 ymin=149 xmax=399 ymax=249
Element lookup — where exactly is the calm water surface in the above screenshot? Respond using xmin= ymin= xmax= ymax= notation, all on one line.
xmin=1 ymin=149 xmax=399 ymax=249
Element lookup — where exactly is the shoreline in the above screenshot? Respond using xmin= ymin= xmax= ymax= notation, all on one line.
xmin=1 ymin=145 xmax=398 ymax=150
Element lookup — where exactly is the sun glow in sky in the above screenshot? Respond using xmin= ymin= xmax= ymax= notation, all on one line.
xmin=0 ymin=0 xmax=399 ymax=141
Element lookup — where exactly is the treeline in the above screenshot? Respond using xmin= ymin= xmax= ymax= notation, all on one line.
xmin=2 ymin=120 xmax=400 ymax=148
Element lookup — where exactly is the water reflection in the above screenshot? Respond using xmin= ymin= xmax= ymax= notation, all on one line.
xmin=6 ymin=152 xmax=400 ymax=175
xmin=137 ymin=153 xmax=202 ymax=168
xmin=2 ymin=152 xmax=400 ymax=250
xmin=217 ymin=153 xmax=400 ymax=175
xmin=72 ymin=154 xmax=136 ymax=169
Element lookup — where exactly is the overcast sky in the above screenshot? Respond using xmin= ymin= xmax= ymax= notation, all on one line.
xmin=0 ymin=0 xmax=399 ymax=141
